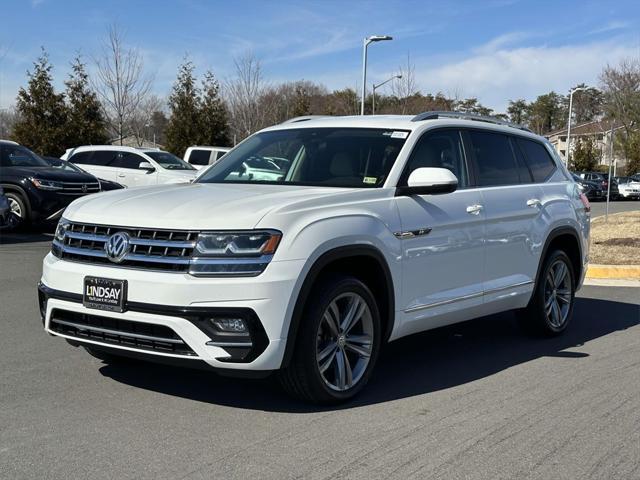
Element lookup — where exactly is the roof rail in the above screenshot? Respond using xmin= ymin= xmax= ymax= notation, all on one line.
xmin=281 ymin=115 xmax=332 ymax=124
xmin=411 ymin=111 xmax=532 ymax=132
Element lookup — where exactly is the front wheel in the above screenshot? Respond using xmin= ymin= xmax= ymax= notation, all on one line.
xmin=519 ymin=250 xmax=576 ymax=336
xmin=279 ymin=274 xmax=382 ymax=404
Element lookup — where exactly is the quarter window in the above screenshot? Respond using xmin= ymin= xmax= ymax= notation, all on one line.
xmin=469 ymin=130 xmax=527 ymax=186
xmin=517 ymin=138 xmax=556 ymax=182
xmin=403 ymin=129 xmax=468 ymax=187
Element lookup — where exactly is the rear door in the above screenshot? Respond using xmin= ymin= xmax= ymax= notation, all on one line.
xmin=112 ymin=152 xmax=158 ymax=187
xmin=70 ymin=150 xmax=119 ymax=182
xmin=395 ymin=128 xmax=485 ymax=336
xmin=466 ymin=129 xmax=543 ymax=304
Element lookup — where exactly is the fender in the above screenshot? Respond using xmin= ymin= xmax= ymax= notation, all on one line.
xmin=281 ymin=244 xmax=395 ymax=368
xmin=534 ymin=226 xmax=583 ymax=288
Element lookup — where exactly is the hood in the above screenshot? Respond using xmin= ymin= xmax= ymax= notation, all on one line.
xmin=5 ymin=166 xmax=97 ymax=183
xmin=63 ymin=182 xmax=352 ymax=229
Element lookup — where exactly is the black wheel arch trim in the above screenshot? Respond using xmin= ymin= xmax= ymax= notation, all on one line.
xmin=281 ymin=244 xmax=395 ymax=368
xmin=534 ymin=226 xmax=583 ymax=288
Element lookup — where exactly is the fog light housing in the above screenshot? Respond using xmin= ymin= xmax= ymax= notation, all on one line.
xmin=210 ymin=317 xmax=249 ymax=335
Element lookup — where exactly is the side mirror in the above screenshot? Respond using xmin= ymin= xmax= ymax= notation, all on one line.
xmin=396 ymin=167 xmax=458 ymax=196
xmin=138 ymin=161 xmax=156 ymax=174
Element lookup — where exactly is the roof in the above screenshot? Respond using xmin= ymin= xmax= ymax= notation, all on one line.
xmin=70 ymin=145 xmax=166 ymax=154
xmin=547 ymin=119 xmax=622 ymax=137
xmin=0 ymin=139 xmax=19 ymax=145
xmin=262 ymin=114 xmax=543 ymax=140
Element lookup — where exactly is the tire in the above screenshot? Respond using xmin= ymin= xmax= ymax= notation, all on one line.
xmin=519 ymin=250 xmax=576 ymax=336
xmin=83 ymin=346 xmax=131 ymax=364
xmin=4 ymin=191 xmax=29 ymax=229
xmin=278 ymin=274 xmax=382 ymax=404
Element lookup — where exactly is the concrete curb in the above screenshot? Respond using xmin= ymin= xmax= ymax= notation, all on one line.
xmin=586 ymin=264 xmax=640 ymax=280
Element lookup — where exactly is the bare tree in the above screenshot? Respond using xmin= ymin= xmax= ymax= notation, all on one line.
xmin=93 ymin=24 xmax=153 ymax=144
xmin=391 ymin=53 xmax=418 ymax=114
xmin=128 ymin=94 xmax=164 ymax=147
xmin=224 ymin=53 xmax=270 ymax=141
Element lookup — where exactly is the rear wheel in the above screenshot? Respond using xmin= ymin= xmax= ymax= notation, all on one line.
xmin=519 ymin=250 xmax=575 ymax=336
xmin=279 ymin=274 xmax=382 ymax=404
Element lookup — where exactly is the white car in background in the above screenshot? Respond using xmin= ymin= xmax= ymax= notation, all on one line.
xmin=614 ymin=176 xmax=640 ymax=200
xmin=184 ymin=146 xmax=231 ymax=170
xmin=62 ymin=146 xmax=197 ymax=188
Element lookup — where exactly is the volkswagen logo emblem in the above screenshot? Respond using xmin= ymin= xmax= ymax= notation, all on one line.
xmin=81 ymin=184 xmax=88 ymax=193
xmin=104 ymin=232 xmax=130 ymax=263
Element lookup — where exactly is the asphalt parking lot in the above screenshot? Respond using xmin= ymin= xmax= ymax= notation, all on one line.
xmin=589 ymin=199 xmax=640 ymax=217
xmin=1 ymin=232 xmax=639 ymax=480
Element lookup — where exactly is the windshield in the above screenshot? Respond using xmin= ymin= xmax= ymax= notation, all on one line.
xmin=42 ymin=156 xmax=86 ymax=173
xmin=0 ymin=144 xmax=50 ymax=167
xmin=145 ymin=151 xmax=195 ymax=170
xmin=196 ymin=128 xmax=409 ymax=188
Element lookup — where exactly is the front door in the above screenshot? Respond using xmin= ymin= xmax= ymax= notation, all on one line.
xmin=112 ymin=152 xmax=158 ymax=187
xmin=395 ymin=128 xmax=485 ymax=337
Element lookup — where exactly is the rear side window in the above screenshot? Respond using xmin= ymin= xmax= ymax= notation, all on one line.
xmin=88 ymin=151 xmax=118 ymax=166
xmin=68 ymin=151 xmax=93 ymax=165
xmin=469 ymin=130 xmax=527 ymax=186
xmin=189 ymin=150 xmax=211 ymax=166
xmin=517 ymin=138 xmax=556 ymax=182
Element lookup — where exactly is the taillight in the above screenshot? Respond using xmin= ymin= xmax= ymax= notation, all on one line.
xmin=579 ymin=193 xmax=591 ymax=213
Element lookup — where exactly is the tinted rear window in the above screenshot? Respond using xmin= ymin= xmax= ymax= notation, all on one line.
xmin=189 ymin=150 xmax=211 ymax=166
xmin=517 ymin=138 xmax=556 ymax=182
xmin=469 ymin=131 xmax=527 ymax=186
xmin=68 ymin=151 xmax=93 ymax=165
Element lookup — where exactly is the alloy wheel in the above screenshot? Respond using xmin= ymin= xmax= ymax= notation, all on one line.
xmin=544 ymin=259 xmax=572 ymax=328
xmin=316 ymin=292 xmax=374 ymax=392
xmin=8 ymin=197 xmax=22 ymax=218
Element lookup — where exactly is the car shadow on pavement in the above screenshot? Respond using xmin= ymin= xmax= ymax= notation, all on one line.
xmin=0 ymin=225 xmax=54 ymax=245
xmin=99 ymin=296 xmax=640 ymax=412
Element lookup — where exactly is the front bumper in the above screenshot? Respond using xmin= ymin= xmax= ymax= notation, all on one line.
xmin=40 ymin=253 xmax=306 ymax=371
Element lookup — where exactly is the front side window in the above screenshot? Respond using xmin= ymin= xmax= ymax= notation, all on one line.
xmin=110 ymin=152 xmax=147 ymax=170
xmin=401 ymin=129 xmax=468 ymax=187
xmin=197 ymin=128 xmax=408 ymax=188
xmin=469 ymin=130 xmax=527 ymax=186
xmin=517 ymin=138 xmax=556 ymax=183
xmin=145 ymin=151 xmax=195 ymax=170
xmin=0 ymin=145 xmax=49 ymax=167
xmin=189 ymin=150 xmax=211 ymax=166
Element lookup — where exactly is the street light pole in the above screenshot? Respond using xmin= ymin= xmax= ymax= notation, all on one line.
xmin=372 ymin=74 xmax=402 ymax=115
xmin=565 ymin=86 xmax=589 ymax=168
xmin=360 ymin=35 xmax=393 ymax=115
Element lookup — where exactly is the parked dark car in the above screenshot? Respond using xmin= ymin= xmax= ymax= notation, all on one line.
xmin=571 ymin=173 xmax=605 ymax=201
xmin=42 ymin=156 xmax=125 ymax=191
xmin=0 ymin=140 xmax=101 ymax=228
xmin=574 ymin=171 xmax=619 ymax=200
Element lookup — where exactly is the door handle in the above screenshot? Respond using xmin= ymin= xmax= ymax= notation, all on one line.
xmin=117 ymin=174 xmax=126 ymax=178
xmin=526 ymin=198 xmax=541 ymax=208
xmin=466 ymin=204 xmax=483 ymax=215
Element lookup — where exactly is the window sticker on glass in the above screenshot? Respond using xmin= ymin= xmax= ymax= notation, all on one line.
xmin=363 ymin=176 xmax=377 ymax=184
xmin=390 ymin=131 xmax=408 ymax=139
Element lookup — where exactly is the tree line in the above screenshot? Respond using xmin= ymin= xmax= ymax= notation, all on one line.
xmin=2 ymin=26 xmax=639 ymax=175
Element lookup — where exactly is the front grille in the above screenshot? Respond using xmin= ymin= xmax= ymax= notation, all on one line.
xmin=60 ymin=181 xmax=101 ymax=195
xmin=54 ymin=222 xmax=198 ymax=272
xmin=49 ymin=309 xmax=196 ymax=356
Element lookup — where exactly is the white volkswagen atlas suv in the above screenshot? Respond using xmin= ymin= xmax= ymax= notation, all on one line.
xmin=39 ymin=112 xmax=590 ymax=404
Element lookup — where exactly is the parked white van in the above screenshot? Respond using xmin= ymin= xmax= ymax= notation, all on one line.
xmin=62 ymin=146 xmax=198 ymax=188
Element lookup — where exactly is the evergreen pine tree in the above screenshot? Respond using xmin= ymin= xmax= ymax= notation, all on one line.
xmin=65 ymin=56 xmax=108 ymax=147
xmin=165 ymin=60 xmax=202 ymax=156
xmin=199 ymin=71 xmax=230 ymax=147
xmin=12 ymin=49 xmax=68 ymax=156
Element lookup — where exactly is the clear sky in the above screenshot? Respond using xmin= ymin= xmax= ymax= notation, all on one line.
xmin=1 ymin=0 xmax=639 ymax=112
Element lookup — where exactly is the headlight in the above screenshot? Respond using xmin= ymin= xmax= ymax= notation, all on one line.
xmin=54 ymin=218 xmax=71 ymax=242
xmin=190 ymin=230 xmax=281 ymax=277
xmin=30 ymin=177 xmax=64 ymax=191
